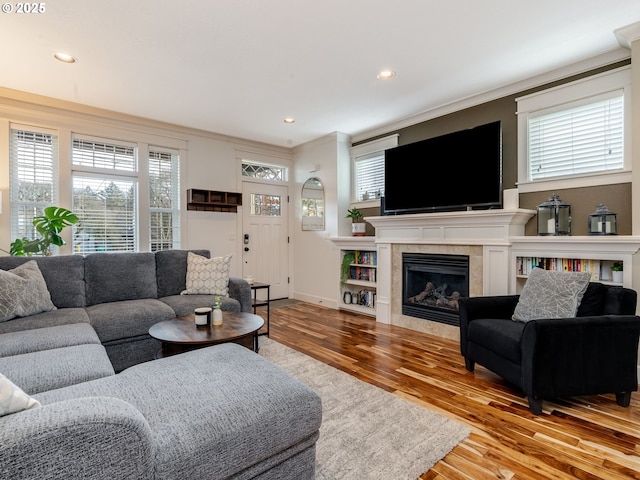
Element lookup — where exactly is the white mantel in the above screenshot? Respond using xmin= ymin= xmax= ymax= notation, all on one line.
xmin=365 ymin=209 xmax=535 ymax=245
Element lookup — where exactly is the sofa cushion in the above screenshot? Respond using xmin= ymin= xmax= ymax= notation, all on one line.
xmin=85 ymin=252 xmax=158 ymax=306
xmin=513 ymin=268 xmax=590 ymax=322
xmin=0 ymin=255 xmax=86 ymax=308
xmin=0 ymin=261 xmax=56 ymax=322
xmin=0 ymin=324 xmax=101 ymax=358
xmin=155 ymin=249 xmax=210 ymax=297
xmin=0 ymin=308 xmax=90 ymax=335
xmin=467 ymin=318 xmax=525 ymax=364
xmin=0 ymin=373 xmax=40 ymax=417
xmin=86 ymin=298 xmax=175 ymax=343
xmin=181 ymin=252 xmax=231 ymax=296
xmin=0 ymin=344 xmax=115 ymax=395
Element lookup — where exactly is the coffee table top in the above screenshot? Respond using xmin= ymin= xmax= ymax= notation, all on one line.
xmin=149 ymin=311 xmax=264 ymax=346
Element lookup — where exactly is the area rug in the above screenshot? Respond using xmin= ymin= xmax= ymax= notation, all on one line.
xmin=258 ymin=337 xmax=471 ymax=480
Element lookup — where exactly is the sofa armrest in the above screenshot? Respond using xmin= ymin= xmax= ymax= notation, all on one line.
xmin=521 ymin=315 xmax=640 ymax=399
xmin=458 ymin=295 xmax=520 ymax=356
xmin=228 ymin=277 xmax=252 ymax=312
xmin=0 ymin=397 xmax=154 ymax=480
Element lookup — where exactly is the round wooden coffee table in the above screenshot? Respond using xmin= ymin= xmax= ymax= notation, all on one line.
xmin=149 ymin=311 xmax=264 ymax=358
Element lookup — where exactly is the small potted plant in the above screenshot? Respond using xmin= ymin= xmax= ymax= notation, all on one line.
xmin=346 ymin=208 xmax=366 ymax=236
xmin=611 ymin=261 xmax=623 ymax=283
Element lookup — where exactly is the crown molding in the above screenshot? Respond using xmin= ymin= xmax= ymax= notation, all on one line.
xmin=615 ymin=21 xmax=640 ymax=49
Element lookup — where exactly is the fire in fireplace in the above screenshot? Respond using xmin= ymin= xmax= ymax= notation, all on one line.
xmin=402 ymin=253 xmax=469 ymax=326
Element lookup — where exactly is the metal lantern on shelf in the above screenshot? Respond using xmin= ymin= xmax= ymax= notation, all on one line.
xmin=588 ymin=203 xmax=617 ymax=235
xmin=537 ymin=194 xmax=571 ymax=236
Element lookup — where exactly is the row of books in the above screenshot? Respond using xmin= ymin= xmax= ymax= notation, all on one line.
xmin=516 ymin=257 xmax=614 ymax=280
xmin=349 ymin=265 xmax=376 ymax=282
xmin=353 ymin=250 xmax=377 ymax=266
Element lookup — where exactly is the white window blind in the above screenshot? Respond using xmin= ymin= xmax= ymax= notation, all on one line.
xmin=528 ymin=93 xmax=624 ymax=181
xmin=72 ymin=175 xmax=137 ymax=253
xmin=72 ymin=138 xmax=136 ymax=171
xmin=9 ymin=127 xmax=58 ymax=242
xmin=149 ymin=149 xmax=180 ymax=251
xmin=355 ymin=152 xmax=385 ymax=201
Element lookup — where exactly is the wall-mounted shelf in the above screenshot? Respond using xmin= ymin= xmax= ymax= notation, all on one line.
xmin=187 ymin=189 xmax=243 ymax=213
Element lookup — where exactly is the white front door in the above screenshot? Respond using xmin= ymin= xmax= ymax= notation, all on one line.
xmin=242 ymin=181 xmax=289 ymax=299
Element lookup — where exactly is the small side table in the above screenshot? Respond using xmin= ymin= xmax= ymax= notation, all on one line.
xmin=250 ymin=282 xmax=270 ymax=336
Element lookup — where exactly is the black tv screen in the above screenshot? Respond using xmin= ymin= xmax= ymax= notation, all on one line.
xmin=383 ymin=121 xmax=502 ymax=215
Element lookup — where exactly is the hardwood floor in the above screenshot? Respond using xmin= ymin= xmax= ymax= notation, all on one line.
xmin=257 ymin=301 xmax=640 ymax=479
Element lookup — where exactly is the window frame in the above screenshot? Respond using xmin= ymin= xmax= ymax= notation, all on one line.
xmin=516 ymin=66 xmax=632 ymax=193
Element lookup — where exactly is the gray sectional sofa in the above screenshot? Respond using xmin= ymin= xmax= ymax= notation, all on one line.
xmin=0 ymin=249 xmax=252 ymax=372
xmin=0 ymin=250 xmax=322 ymax=479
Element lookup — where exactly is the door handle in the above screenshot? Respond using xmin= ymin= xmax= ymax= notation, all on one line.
xmin=244 ymin=247 xmax=250 ymax=252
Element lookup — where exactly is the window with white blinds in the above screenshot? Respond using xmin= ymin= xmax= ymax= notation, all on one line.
xmin=528 ymin=93 xmax=624 ymax=180
xmin=354 ymin=152 xmax=385 ymax=201
xmin=516 ymin=66 xmax=631 ymax=191
xmin=149 ymin=149 xmax=180 ymax=251
xmin=71 ymin=137 xmax=138 ymax=253
xmin=9 ymin=127 xmax=58 ymax=242
xmin=350 ymin=134 xmax=398 ymax=203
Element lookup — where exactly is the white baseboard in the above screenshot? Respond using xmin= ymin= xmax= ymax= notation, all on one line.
xmin=291 ymin=291 xmax=337 ymax=309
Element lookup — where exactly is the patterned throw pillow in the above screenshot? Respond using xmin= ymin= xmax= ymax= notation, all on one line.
xmin=0 ymin=261 xmax=56 ymax=322
xmin=0 ymin=373 xmax=40 ymax=417
xmin=181 ymin=252 xmax=231 ymax=296
xmin=512 ymin=268 xmax=591 ymax=322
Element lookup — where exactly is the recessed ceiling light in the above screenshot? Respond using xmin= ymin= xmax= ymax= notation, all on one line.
xmin=377 ymin=70 xmax=395 ymax=80
xmin=53 ymin=52 xmax=77 ymax=63
xmin=284 ymin=118 xmax=295 ymax=124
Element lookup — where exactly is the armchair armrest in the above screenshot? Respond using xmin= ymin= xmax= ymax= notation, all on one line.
xmin=228 ymin=277 xmax=252 ymax=312
xmin=0 ymin=396 xmax=154 ymax=480
xmin=521 ymin=315 xmax=640 ymax=400
xmin=458 ymin=295 xmax=520 ymax=356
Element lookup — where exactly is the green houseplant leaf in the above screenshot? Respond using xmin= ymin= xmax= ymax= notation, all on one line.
xmin=6 ymin=206 xmax=79 ymax=256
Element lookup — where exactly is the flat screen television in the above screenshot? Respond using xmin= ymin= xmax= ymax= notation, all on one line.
xmin=382 ymin=121 xmax=502 ymax=215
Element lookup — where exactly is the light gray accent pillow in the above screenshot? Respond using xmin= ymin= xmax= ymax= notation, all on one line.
xmin=513 ymin=267 xmax=591 ymax=322
xmin=0 ymin=372 xmax=40 ymax=417
xmin=181 ymin=252 xmax=231 ymax=296
xmin=0 ymin=261 xmax=56 ymax=322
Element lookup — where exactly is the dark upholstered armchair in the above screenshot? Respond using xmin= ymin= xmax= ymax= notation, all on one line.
xmin=459 ymin=282 xmax=640 ymax=414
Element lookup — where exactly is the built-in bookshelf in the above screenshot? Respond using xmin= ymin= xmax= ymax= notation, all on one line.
xmin=332 ymin=237 xmax=377 ymax=316
xmin=510 ymin=236 xmax=640 ymax=293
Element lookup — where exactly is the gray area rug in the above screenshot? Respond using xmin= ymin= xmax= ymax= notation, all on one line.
xmin=258 ymin=337 xmax=471 ymax=480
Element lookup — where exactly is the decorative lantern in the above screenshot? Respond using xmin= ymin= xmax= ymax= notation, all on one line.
xmin=588 ymin=204 xmax=617 ymax=235
xmin=537 ymin=194 xmax=571 ymax=236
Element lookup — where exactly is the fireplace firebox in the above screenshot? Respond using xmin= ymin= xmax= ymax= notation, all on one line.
xmin=402 ymin=253 xmax=469 ymax=326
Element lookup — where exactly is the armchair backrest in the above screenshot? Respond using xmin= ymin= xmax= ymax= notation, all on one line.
xmin=577 ymin=282 xmax=637 ymax=317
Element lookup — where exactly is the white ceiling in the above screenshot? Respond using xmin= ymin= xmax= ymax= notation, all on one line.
xmin=1 ymin=1 xmax=638 ymax=148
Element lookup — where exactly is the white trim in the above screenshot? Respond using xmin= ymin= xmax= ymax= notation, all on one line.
xmin=350 ymin=134 xmax=398 ymax=158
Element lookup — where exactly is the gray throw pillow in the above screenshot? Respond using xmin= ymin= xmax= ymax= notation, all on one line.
xmin=0 ymin=260 xmax=57 ymax=322
xmin=512 ymin=267 xmax=590 ymax=322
